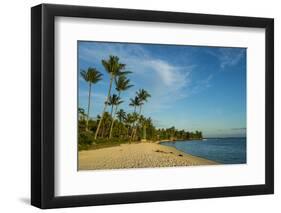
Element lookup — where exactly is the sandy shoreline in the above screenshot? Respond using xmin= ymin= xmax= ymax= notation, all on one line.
xmin=78 ymin=142 xmax=218 ymax=170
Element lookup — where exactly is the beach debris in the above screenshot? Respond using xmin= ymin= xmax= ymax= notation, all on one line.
xmin=155 ymin=149 xmax=169 ymax=154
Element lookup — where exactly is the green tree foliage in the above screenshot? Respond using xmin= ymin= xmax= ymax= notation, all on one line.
xmin=78 ymin=55 xmax=203 ymax=150
xmin=94 ymin=55 xmax=129 ymax=139
xmin=80 ymin=67 xmax=102 ymax=130
xmin=116 ymin=109 xmax=126 ymax=122
xmin=109 ymin=75 xmax=133 ymax=138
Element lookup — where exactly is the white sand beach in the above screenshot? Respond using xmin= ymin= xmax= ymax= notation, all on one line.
xmin=79 ymin=142 xmax=218 ymax=170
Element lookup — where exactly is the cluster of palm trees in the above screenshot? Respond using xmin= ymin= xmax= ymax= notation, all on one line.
xmin=79 ymin=55 xmax=203 ymax=147
xmin=79 ymin=55 xmax=151 ymax=141
xmin=129 ymin=89 xmax=151 ymax=141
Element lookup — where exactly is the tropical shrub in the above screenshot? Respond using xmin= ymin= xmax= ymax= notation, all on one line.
xmin=78 ymin=131 xmax=95 ymax=150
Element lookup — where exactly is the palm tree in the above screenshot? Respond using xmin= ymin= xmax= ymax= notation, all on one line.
xmin=129 ymin=96 xmax=141 ymax=113
xmin=136 ymin=89 xmax=151 ymax=115
xmin=116 ymin=109 xmax=126 ymax=122
xmin=106 ymin=94 xmax=123 ymax=138
xmin=80 ymin=67 xmax=102 ymax=131
xmin=100 ymin=112 xmax=111 ymax=138
xmin=132 ymin=89 xmax=151 ymax=140
xmin=109 ymin=75 xmax=133 ymax=138
xmin=128 ymin=112 xmax=139 ymax=141
xmin=94 ymin=55 xmax=128 ymax=139
xmin=139 ymin=115 xmax=147 ymax=141
xmin=106 ymin=94 xmax=123 ymax=117
xmin=129 ymin=96 xmax=142 ymax=141
xmin=124 ymin=113 xmax=135 ymax=139
xmin=115 ymin=75 xmax=134 ymax=95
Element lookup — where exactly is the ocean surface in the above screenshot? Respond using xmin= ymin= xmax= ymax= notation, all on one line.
xmin=161 ymin=138 xmax=246 ymax=164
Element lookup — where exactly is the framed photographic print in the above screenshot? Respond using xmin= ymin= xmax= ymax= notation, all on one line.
xmin=31 ymin=3 xmax=274 ymax=209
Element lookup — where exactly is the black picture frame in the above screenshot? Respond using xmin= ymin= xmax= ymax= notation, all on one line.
xmin=31 ymin=3 xmax=274 ymax=209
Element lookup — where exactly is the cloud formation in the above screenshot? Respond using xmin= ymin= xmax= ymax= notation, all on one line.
xmin=79 ymin=42 xmax=194 ymax=115
xmin=207 ymin=48 xmax=246 ymax=69
xmin=78 ymin=42 xmax=246 ymax=137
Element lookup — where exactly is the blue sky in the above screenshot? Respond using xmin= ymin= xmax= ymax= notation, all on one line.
xmin=78 ymin=41 xmax=246 ymax=138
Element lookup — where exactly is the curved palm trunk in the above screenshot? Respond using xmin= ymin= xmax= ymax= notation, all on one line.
xmin=131 ymin=105 xmax=142 ymax=141
xmin=94 ymin=75 xmax=113 ymax=139
xmin=129 ymin=106 xmax=137 ymax=142
xmin=135 ymin=106 xmax=143 ymax=140
xmin=109 ymin=92 xmax=121 ymax=139
xmin=108 ymin=107 xmax=117 ymax=139
xmin=86 ymin=83 xmax=92 ymax=131
xmin=101 ymin=123 xmax=105 ymax=138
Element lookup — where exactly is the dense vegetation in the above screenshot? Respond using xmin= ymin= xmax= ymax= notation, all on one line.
xmin=78 ymin=55 xmax=203 ymax=150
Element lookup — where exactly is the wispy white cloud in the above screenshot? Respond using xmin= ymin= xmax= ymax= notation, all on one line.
xmin=78 ymin=43 xmax=246 ymax=136
xmin=191 ymin=74 xmax=213 ymax=94
xmin=206 ymin=48 xmax=245 ymax=70
xmin=79 ymin=42 xmax=225 ymax=125
xmin=79 ymin=42 xmax=195 ymax=115
xmin=146 ymin=60 xmax=187 ymax=87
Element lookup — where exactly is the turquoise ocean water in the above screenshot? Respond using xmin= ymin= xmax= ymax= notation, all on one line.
xmin=161 ymin=138 xmax=246 ymax=164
